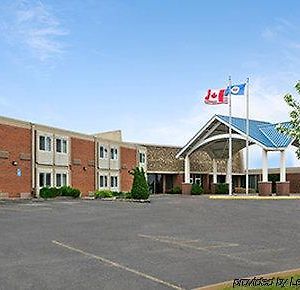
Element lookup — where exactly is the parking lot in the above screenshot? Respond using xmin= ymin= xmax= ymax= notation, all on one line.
xmin=0 ymin=195 xmax=300 ymax=290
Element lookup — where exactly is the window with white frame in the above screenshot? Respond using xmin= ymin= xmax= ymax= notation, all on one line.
xmin=110 ymin=176 xmax=118 ymax=188
xmin=56 ymin=173 xmax=67 ymax=187
xmin=99 ymin=145 xmax=108 ymax=159
xmin=139 ymin=152 xmax=146 ymax=164
xmin=99 ymin=175 xmax=108 ymax=188
xmin=110 ymin=147 xmax=118 ymax=160
xmin=39 ymin=172 xmax=51 ymax=187
xmin=56 ymin=138 xmax=67 ymax=153
xmin=39 ymin=136 xmax=52 ymax=151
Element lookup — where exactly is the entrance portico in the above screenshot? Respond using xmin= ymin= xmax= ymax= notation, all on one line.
xmin=177 ymin=115 xmax=297 ymax=196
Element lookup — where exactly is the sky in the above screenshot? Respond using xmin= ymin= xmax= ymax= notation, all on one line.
xmin=0 ymin=0 xmax=300 ymax=169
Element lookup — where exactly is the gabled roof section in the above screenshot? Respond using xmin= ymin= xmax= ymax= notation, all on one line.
xmin=216 ymin=115 xmax=293 ymax=149
xmin=176 ymin=114 xmax=294 ymax=159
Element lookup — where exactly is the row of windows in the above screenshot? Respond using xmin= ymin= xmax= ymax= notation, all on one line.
xmin=39 ymin=172 xmax=67 ymax=188
xmin=99 ymin=146 xmax=118 ymax=160
xmin=39 ymin=136 xmax=67 ymax=153
xmin=39 ymin=137 xmax=145 ymax=163
xmin=99 ymin=175 xmax=118 ymax=188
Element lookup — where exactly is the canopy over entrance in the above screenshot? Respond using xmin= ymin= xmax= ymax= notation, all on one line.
xmin=176 ymin=114 xmax=297 ymax=195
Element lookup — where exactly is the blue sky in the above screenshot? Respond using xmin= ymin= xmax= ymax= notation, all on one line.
xmin=1 ymin=0 xmax=300 ymax=168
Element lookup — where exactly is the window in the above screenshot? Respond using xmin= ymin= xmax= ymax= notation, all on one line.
xmin=110 ymin=148 xmax=118 ymax=160
xmin=99 ymin=145 xmax=108 ymax=159
xmin=56 ymin=173 xmax=67 ymax=187
xmin=110 ymin=176 xmax=118 ymax=188
xmin=139 ymin=152 xmax=146 ymax=164
xmin=56 ymin=139 xmax=61 ymax=152
xmin=39 ymin=172 xmax=51 ymax=187
xmin=62 ymin=174 xmax=67 ymax=186
xmin=62 ymin=140 xmax=67 ymax=153
xmin=39 ymin=136 xmax=52 ymax=151
xmin=46 ymin=137 xmax=52 ymax=151
xmin=39 ymin=136 xmax=45 ymax=151
xmin=56 ymin=138 xmax=67 ymax=153
xmin=99 ymin=175 xmax=108 ymax=188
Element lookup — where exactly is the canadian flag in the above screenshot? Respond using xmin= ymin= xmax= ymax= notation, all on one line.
xmin=204 ymin=89 xmax=228 ymax=105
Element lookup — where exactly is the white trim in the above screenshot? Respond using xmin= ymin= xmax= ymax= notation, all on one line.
xmin=176 ymin=116 xmax=217 ymax=158
xmin=192 ymin=133 xmax=246 ymax=152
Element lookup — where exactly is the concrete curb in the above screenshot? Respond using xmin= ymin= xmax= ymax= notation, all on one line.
xmin=209 ymin=195 xmax=300 ymax=200
xmin=94 ymin=198 xmax=151 ymax=203
xmin=192 ymin=268 xmax=300 ymax=290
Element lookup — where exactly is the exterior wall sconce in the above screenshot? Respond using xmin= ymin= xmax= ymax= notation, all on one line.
xmin=83 ymin=166 xmax=87 ymax=171
xmin=12 ymin=161 xmax=18 ymax=166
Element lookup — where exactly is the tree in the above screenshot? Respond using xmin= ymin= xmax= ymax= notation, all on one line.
xmin=130 ymin=167 xmax=150 ymax=200
xmin=276 ymin=81 xmax=300 ymax=158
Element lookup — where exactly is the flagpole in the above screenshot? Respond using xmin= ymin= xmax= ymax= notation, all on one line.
xmin=245 ymin=77 xmax=250 ymax=195
xmin=228 ymin=76 xmax=233 ymax=195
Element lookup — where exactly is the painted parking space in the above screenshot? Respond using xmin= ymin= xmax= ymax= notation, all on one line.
xmin=0 ymin=195 xmax=300 ymax=289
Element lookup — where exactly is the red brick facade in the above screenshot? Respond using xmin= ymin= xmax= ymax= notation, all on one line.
xmin=286 ymin=173 xmax=300 ymax=193
xmin=120 ymin=146 xmax=137 ymax=192
xmin=71 ymin=137 xmax=95 ymax=196
xmin=0 ymin=124 xmax=32 ymax=198
xmin=173 ymin=174 xmax=184 ymax=188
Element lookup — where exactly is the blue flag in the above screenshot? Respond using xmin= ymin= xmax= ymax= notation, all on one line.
xmin=225 ymin=83 xmax=246 ymax=96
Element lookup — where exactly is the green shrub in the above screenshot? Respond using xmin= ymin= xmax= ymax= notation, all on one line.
xmin=94 ymin=190 xmax=113 ymax=199
xmin=130 ymin=167 xmax=150 ymax=200
xmin=191 ymin=184 xmax=203 ymax=195
xmin=111 ymin=191 xmax=123 ymax=197
xmin=60 ymin=186 xmax=81 ymax=198
xmin=124 ymin=191 xmax=132 ymax=199
xmin=40 ymin=187 xmax=59 ymax=198
xmin=169 ymin=186 xmax=182 ymax=194
xmin=40 ymin=186 xmax=81 ymax=199
xmin=215 ymin=183 xmax=229 ymax=194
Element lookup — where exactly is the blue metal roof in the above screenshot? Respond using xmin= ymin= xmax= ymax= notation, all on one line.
xmin=216 ymin=115 xmax=293 ymax=148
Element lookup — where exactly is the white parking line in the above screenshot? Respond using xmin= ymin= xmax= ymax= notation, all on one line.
xmin=138 ymin=234 xmax=239 ymax=250
xmin=52 ymin=240 xmax=185 ymax=290
xmin=138 ymin=234 xmax=270 ymax=266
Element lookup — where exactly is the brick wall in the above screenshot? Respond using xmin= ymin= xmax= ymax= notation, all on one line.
xmin=173 ymin=174 xmax=184 ymax=188
xmin=287 ymin=173 xmax=300 ymax=193
xmin=0 ymin=124 xmax=32 ymax=198
xmin=71 ymin=137 xmax=95 ymax=196
xmin=120 ymin=146 xmax=137 ymax=192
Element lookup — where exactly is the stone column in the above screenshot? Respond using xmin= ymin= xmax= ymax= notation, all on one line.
xmin=182 ymin=155 xmax=192 ymax=195
xmin=226 ymin=159 xmax=230 ymax=183
xmin=258 ymin=149 xmax=272 ymax=196
xmin=213 ymin=158 xmax=217 ymax=184
xmin=184 ymin=155 xmax=190 ymax=184
xmin=276 ymin=150 xmax=290 ymax=196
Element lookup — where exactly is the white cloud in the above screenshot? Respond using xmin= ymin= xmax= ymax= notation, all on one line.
xmin=1 ymin=0 xmax=68 ymax=62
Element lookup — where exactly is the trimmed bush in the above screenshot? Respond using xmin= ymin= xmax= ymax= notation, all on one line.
xmin=191 ymin=184 xmax=203 ymax=195
xmin=60 ymin=186 xmax=81 ymax=198
xmin=94 ymin=190 xmax=127 ymax=199
xmin=40 ymin=187 xmax=59 ymax=198
xmin=39 ymin=186 xmax=81 ymax=199
xmin=169 ymin=186 xmax=182 ymax=194
xmin=215 ymin=183 xmax=229 ymax=194
xmin=130 ymin=167 xmax=150 ymax=200
xmin=111 ymin=191 xmax=123 ymax=197
xmin=94 ymin=190 xmax=113 ymax=199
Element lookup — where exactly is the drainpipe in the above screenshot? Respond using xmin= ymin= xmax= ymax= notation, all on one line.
xmin=31 ymin=123 xmax=36 ymax=197
xmin=94 ymin=136 xmax=98 ymax=191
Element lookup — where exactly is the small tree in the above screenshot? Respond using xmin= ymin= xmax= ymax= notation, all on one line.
xmin=276 ymin=81 xmax=300 ymax=158
xmin=130 ymin=167 xmax=150 ymax=200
